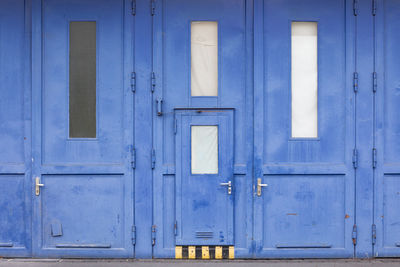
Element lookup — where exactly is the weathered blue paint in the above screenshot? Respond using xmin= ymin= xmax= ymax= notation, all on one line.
xmin=0 ymin=0 xmax=398 ymax=260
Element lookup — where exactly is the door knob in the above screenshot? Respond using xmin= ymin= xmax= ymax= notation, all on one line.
xmin=35 ymin=177 xmax=44 ymax=196
xmin=220 ymin=181 xmax=232 ymax=195
xmin=257 ymin=178 xmax=268 ymax=196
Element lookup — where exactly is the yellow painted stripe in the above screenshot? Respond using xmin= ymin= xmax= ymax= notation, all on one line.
xmin=202 ymin=246 xmax=210 ymax=259
xmin=175 ymin=246 xmax=182 ymax=259
xmin=215 ymin=246 xmax=223 ymax=259
xmin=188 ymin=246 xmax=196 ymax=259
xmin=229 ymin=246 xmax=235 ymax=259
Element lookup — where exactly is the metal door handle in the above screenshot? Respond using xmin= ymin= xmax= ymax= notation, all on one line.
xmin=257 ymin=178 xmax=268 ymax=196
xmin=220 ymin=181 xmax=232 ymax=195
xmin=35 ymin=177 xmax=44 ymax=196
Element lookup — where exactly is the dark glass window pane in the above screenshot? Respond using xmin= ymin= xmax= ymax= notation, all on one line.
xmin=69 ymin=21 xmax=96 ymax=138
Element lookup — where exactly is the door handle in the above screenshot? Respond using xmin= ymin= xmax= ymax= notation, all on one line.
xmin=35 ymin=177 xmax=44 ymax=196
xmin=220 ymin=181 xmax=232 ymax=195
xmin=257 ymin=178 xmax=268 ymax=196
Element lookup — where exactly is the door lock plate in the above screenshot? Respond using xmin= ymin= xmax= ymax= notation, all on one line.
xmin=35 ymin=177 xmax=44 ymax=196
xmin=257 ymin=178 xmax=268 ymax=196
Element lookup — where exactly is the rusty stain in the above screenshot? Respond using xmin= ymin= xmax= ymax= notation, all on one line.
xmin=381 ymin=215 xmax=384 ymax=218
xmin=345 ymin=214 xmax=350 ymax=219
xmin=287 ymin=213 xmax=297 ymax=216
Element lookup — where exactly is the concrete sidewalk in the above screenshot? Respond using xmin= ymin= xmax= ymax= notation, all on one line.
xmin=1 ymin=259 xmax=400 ymax=267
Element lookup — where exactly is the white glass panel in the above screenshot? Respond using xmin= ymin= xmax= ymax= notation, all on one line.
xmin=191 ymin=126 xmax=218 ymax=174
xmin=291 ymin=22 xmax=318 ymax=138
xmin=191 ymin=21 xmax=218 ymax=96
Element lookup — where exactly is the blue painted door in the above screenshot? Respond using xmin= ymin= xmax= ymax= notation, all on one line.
xmin=0 ymin=0 xmax=31 ymax=257
xmin=175 ymin=110 xmax=234 ymax=245
xmin=253 ymin=0 xmax=355 ymax=258
xmin=373 ymin=0 xmax=400 ymax=257
xmin=151 ymin=0 xmax=253 ymax=258
xmin=32 ymin=0 xmax=135 ymax=258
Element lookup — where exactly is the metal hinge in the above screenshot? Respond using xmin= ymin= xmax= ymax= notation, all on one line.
xmin=174 ymin=221 xmax=178 ymax=236
xmin=372 ymin=224 xmax=377 ymax=245
xmin=132 ymin=225 xmax=136 ymax=245
xmin=131 ymin=0 xmax=136 ymax=15
xmin=352 ymin=148 xmax=358 ymax=169
xmin=156 ymin=98 xmax=163 ymax=116
xmin=353 ymin=72 xmax=359 ymax=93
xmin=373 ymin=148 xmax=377 ymax=168
xmin=131 ymin=146 xmax=136 ymax=169
xmin=352 ymin=224 xmax=358 ymax=245
xmin=353 ymin=0 xmax=359 ymax=16
xmin=373 ymin=72 xmax=377 ymax=93
xmin=151 ymin=148 xmax=156 ymax=169
xmin=174 ymin=118 xmax=177 ymax=135
xmin=151 ymin=0 xmax=155 ymax=16
xmin=151 ymin=72 xmax=156 ymax=92
xmin=151 ymin=225 xmax=157 ymax=246
xmin=131 ymin=72 xmax=136 ymax=92
xmin=372 ymin=0 xmax=377 ymax=16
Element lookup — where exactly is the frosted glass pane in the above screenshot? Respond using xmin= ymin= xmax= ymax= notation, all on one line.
xmin=191 ymin=21 xmax=218 ymax=96
xmin=191 ymin=126 xmax=218 ymax=174
xmin=291 ymin=22 xmax=318 ymax=138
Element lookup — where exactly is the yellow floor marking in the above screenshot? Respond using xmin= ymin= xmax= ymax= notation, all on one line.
xmin=202 ymin=246 xmax=210 ymax=259
xmin=229 ymin=246 xmax=235 ymax=259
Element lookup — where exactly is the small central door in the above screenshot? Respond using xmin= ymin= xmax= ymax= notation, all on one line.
xmin=175 ymin=109 xmax=234 ymax=245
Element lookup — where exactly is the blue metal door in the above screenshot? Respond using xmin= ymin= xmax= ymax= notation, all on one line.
xmin=151 ymin=0 xmax=253 ymax=258
xmin=0 ymin=0 xmax=31 ymax=257
xmin=253 ymin=0 xmax=355 ymax=258
xmin=32 ymin=0 xmax=135 ymax=258
xmin=175 ymin=109 xmax=234 ymax=245
xmin=373 ymin=0 xmax=400 ymax=257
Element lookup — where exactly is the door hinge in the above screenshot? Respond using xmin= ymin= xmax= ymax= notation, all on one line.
xmin=131 ymin=0 xmax=136 ymax=16
xmin=151 ymin=0 xmax=156 ymax=16
xmin=372 ymin=224 xmax=377 ymax=245
xmin=352 ymin=224 xmax=358 ymax=245
xmin=353 ymin=0 xmax=359 ymax=16
xmin=131 ymin=72 xmax=136 ymax=92
xmin=151 ymin=225 xmax=157 ymax=246
xmin=353 ymin=72 xmax=359 ymax=93
xmin=156 ymin=98 xmax=163 ymax=116
xmin=174 ymin=118 xmax=177 ymax=135
xmin=373 ymin=72 xmax=377 ymax=93
xmin=373 ymin=148 xmax=377 ymax=168
xmin=151 ymin=148 xmax=156 ymax=169
xmin=151 ymin=72 xmax=156 ymax=92
xmin=131 ymin=146 xmax=136 ymax=169
xmin=174 ymin=221 xmax=178 ymax=236
xmin=132 ymin=225 xmax=136 ymax=245
xmin=352 ymin=148 xmax=358 ymax=169
xmin=372 ymin=0 xmax=377 ymax=16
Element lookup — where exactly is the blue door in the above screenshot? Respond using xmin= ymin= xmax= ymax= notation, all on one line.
xmin=151 ymin=0 xmax=252 ymax=258
xmin=253 ymin=0 xmax=355 ymax=258
xmin=32 ymin=0 xmax=135 ymax=258
xmin=175 ymin=109 xmax=234 ymax=245
xmin=373 ymin=0 xmax=400 ymax=257
xmin=0 ymin=0 xmax=31 ymax=257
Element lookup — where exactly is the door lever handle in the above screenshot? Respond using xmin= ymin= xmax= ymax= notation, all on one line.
xmin=35 ymin=177 xmax=44 ymax=196
xmin=220 ymin=181 xmax=232 ymax=195
xmin=257 ymin=178 xmax=268 ymax=196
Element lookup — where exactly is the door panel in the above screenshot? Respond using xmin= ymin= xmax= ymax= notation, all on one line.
xmin=254 ymin=0 xmax=355 ymax=257
xmin=152 ymin=0 xmax=252 ymax=258
xmin=33 ymin=0 xmax=134 ymax=258
xmin=374 ymin=0 xmax=400 ymax=257
xmin=0 ymin=0 xmax=31 ymax=257
xmin=175 ymin=110 xmax=234 ymax=246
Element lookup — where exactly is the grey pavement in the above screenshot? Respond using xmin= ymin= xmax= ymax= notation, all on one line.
xmin=1 ymin=259 xmax=400 ymax=267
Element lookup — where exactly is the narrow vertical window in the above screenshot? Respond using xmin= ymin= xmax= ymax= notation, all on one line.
xmin=291 ymin=22 xmax=318 ymax=138
xmin=191 ymin=126 xmax=218 ymax=174
xmin=69 ymin=21 xmax=96 ymax=138
xmin=191 ymin=21 xmax=218 ymax=96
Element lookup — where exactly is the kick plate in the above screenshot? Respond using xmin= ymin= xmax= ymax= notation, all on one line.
xmin=175 ymin=246 xmax=234 ymax=259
